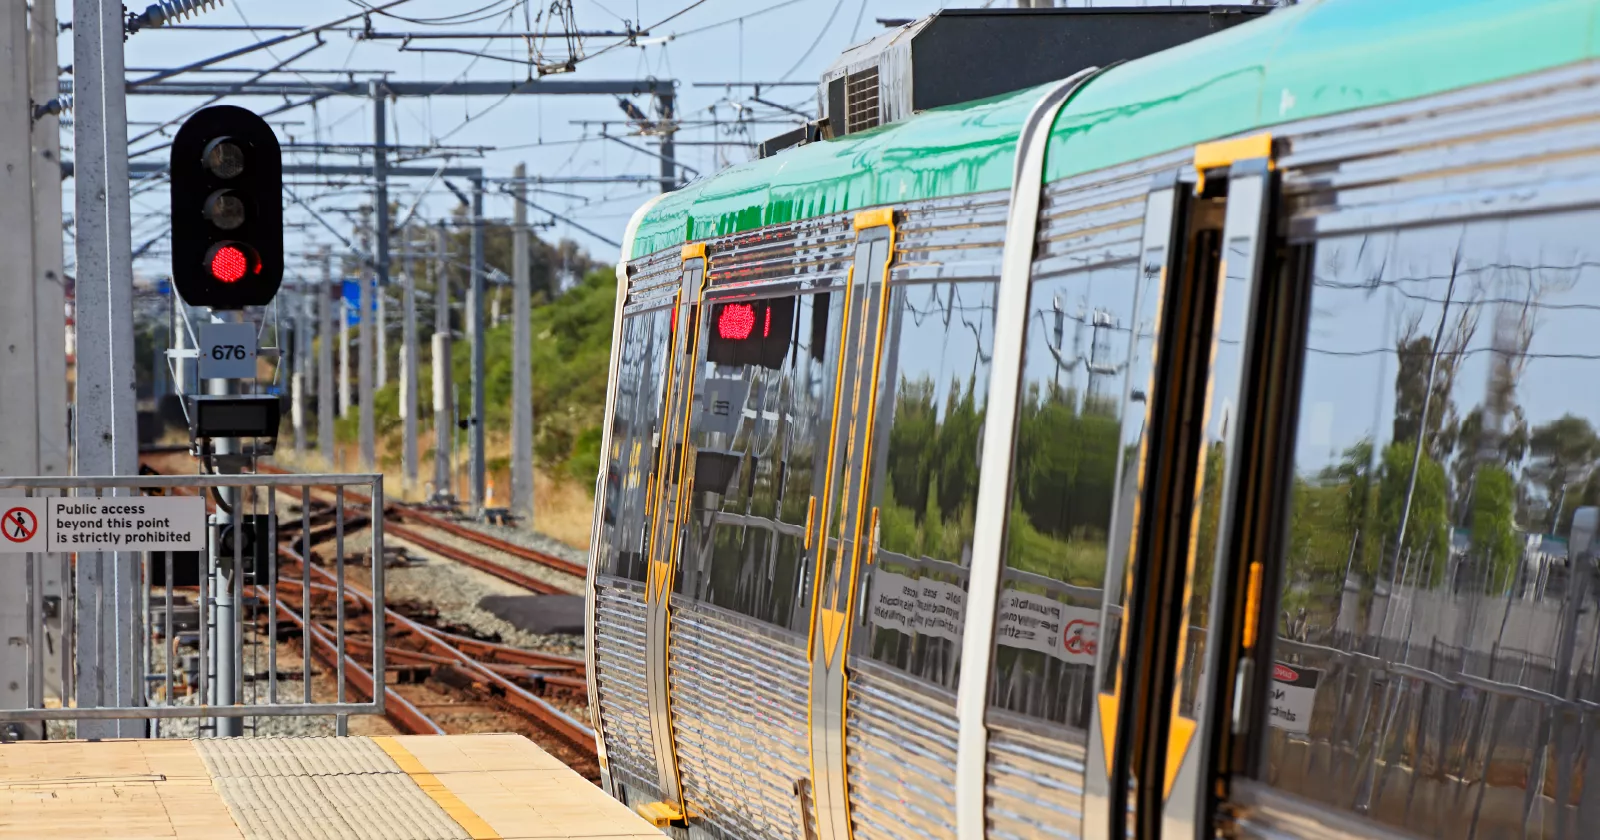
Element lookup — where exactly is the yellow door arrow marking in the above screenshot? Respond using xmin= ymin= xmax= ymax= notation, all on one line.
xmin=820 ymin=607 xmax=847 ymax=668
xmin=1097 ymin=692 xmax=1119 ymax=776
xmin=1164 ymin=713 xmax=1196 ymax=799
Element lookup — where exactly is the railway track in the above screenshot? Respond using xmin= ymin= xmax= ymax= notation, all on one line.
xmin=138 ymin=455 xmax=597 ymax=772
xmin=253 ymin=463 xmax=587 ymax=592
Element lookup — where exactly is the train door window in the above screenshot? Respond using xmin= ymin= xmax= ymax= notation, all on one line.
xmin=980 ymin=249 xmax=1160 ymax=838
xmin=854 ymin=278 xmax=997 ymax=691
xmin=1261 ymin=208 xmax=1600 ymax=838
xmin=814 ymin=233 xmax=893 ymax=642
xmin=604 ymin=307 xmax=674 ymax=582
xmin=684 ymin=291 xmax=835 ymax=629
xmin=1032 ymin=145 xmax=1276 ymax=839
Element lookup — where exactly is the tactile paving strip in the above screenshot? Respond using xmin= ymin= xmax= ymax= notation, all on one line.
xmin=195 ymin=737 xmax=472 ymax=840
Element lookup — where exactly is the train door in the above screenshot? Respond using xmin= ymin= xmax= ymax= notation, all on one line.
xmin=640 ymin=244 xmax=707 ymax=824
xmin=807 ymin=209 xmax=895 ymax=840
xmin=1088 ymin=134 xmax=1284 ymax=838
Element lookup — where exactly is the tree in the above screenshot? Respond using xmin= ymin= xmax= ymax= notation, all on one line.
xmin=1374 ymin=440 xmax=1450 ymax=583
xmin=884 ymin=377 xmax=936 ymax=524
xmin=1526 ymin=414 xmax=1600 ymax=533
xmin=1391 ymin=305 xmax=1478 ymax=463
xmin=1469 ymin=464 xmax=1519 ymax=586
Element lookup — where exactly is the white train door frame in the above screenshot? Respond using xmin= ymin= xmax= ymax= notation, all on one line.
xmin=951 ymin=65 xmax=1102 ymax=840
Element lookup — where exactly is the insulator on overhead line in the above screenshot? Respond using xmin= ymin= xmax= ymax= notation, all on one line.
xmin=126 ymin=0 xmax=226 ymax=35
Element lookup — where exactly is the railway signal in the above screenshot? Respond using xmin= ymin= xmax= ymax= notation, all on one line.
xmin=169 ymin=105 xmax=283 ymax=309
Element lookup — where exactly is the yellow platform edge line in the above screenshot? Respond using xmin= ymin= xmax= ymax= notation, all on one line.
xmin=373 ymin=736 xmax=501 ymax=840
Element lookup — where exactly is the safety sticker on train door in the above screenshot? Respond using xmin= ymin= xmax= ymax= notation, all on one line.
xmin=1268 ymin=662 xmax=1321 ymax=735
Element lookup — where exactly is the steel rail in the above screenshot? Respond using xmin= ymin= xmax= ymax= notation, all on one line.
xmin=279 ymin=546 xmax=597 ymax=754
xmin=392 ymin=508 xmax=588 ymax=577
xmin=385 ymin=521 xmax=568 ymax=594
xmin=257 ymin=464 xmax=586 ymax=582
xmin=269 ymin=594 xmax=445 ymax=735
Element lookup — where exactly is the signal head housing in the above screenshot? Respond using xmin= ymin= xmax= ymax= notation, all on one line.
xmin=170 ymin=105 xmax=283 ymax=309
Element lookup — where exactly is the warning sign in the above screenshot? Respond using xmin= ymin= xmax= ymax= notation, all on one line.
xmin=867 ymin=566 xmax=967 ymax=643
xmin=3 ymin=507 xmax=39 ymax=542
xmin=0 ymin=496 xmax=208 ymax=553
xmin=995 ymin=588 xmax=1100 ymax=665
xmin=0 ymin=500 xmax=48 ymax=552
xmin=1267 ymin=662 xmax=1321 ymax=735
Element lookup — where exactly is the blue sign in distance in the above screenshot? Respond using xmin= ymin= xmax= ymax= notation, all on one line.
xmin=340 ymin=278 xmax=377 ymax=326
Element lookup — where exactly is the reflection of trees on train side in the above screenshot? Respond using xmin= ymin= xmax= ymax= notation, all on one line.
xmin=1278 ymin=215 xmax=1600 ymax=657
xmin=879 ymin=375 xmax=984 ymax=565
xmin=988 ymin=263 xmax=1144 ymax=730
xmin=1005 ymin=383 xmax=1121 ymax=587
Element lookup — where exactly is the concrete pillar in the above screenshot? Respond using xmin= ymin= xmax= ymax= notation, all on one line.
xmin=511 ymin=164 xmax=535 ymax=527
xmin=72 ymin=0 xmax=142 ymax=739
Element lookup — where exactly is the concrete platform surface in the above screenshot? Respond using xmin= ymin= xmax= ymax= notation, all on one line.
xmin=0 ymin=733 xmax=660 ymax=840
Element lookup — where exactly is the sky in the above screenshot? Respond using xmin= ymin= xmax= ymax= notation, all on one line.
xmin=58 ymin=0 xmax=1244 ymax=286
xmin=58 ymin=0 xmax=968 ymax=282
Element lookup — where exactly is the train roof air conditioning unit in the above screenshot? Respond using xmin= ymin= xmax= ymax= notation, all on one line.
xmin=814 ymin=6 xmax=1271 ymax=141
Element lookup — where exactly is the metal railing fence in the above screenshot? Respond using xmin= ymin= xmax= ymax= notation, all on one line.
xmin=0 ymin=472 xmax=384 ymax=736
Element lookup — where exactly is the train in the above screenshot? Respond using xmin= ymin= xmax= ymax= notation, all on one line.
xmin=584 ymin=1 xmax=1600 ymax=837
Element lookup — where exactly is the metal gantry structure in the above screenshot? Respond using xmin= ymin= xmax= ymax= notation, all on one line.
xmin=2 ymin=0 xmax=818 ymax=743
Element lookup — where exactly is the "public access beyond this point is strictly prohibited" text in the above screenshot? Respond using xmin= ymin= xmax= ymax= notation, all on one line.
xmin=0 ymin=497 xmax=207 ymax=553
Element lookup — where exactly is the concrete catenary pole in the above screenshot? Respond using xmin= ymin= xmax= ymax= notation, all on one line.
xmin=358 ymin=205 xmax=375 ymax=471
xmin=338 ymin=280 xmax=351 ymax=421
xmin=402 ymin=231 xmax=418 ymax=491
xmin=291 ymin=283 xmax=306 ymax=456
xmin=511 ymin=164 xmax=534 ymax=527
xmin=469 ymin=179 xmax=486 ymax=512
xmin=372 ymin=83 xmax=391 ymax=393
xmin=0 ymin=0 xmax=42 ymax=740
xmin=432 ymin=222 xmax=452 ymax=499
xmin=32 ymin=0 xmax=68 ymax=705
xmin=318 ymin=250 xmax=336 ymax=463
xmin=30 ymin=0 xmax=67 ymax=483
xmin=73 ymin=0 xmax=142 ymax=739
xmin=30 ymin=0 xmax=68 ymax=709
xmin=656 ymin=92 xmax=677 ymax=193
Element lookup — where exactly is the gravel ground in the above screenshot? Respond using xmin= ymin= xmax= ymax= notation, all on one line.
xmin=392 ymin=518 xmax=585 ymax=595
xmin=339 ymin=527 xmax=583 ymax=658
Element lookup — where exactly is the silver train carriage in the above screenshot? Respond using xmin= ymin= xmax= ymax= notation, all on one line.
xmin=585 ymin=0 xmax=1600 ymax=837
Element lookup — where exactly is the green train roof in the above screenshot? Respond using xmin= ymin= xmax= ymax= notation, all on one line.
xmin=629 ymin=0 xmax=1600 ymax=259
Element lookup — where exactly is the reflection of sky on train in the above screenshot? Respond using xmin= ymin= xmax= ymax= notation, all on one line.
xmin=1293 ymin=211 xmax=1600 ymax=474
xmin=1017 ymin=263 xmax=1142 ymax=415
xmin=886 ymin=282 xmax=996 ymax=422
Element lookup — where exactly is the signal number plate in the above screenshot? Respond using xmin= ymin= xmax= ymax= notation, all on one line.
xmin=198 ymin=322 xmax=258 ymax=379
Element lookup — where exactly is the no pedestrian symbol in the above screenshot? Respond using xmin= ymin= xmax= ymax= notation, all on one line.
xmin=3 ymin=507 xmax=38 ymax=543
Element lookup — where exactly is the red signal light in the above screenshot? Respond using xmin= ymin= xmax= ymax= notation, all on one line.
xmin=718 ymin=303 xmax=757 ymax=340
xmin=210 ymin=245 xmax=249 ymax=283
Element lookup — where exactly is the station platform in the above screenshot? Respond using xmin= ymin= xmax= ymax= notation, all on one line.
xmin=0 ymin=733 xmax=659 ymax=840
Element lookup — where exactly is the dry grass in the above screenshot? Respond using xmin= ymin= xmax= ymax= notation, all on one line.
xmin=273 ymin=425 xmax=595 ymax=551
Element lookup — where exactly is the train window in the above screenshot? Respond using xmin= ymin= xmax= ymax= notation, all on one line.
xmin=855 ymin=279 xmax=997 ymax=691
xmin=681 ymin=291 xmax=837 ymax=630
xmin=1265 ymin=209 xmax=1600 ymax=837
xmin=600 ymin=307 xmax=674 ymax=582
xmin=987 ymin=259 xmax=1151 ymax=730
